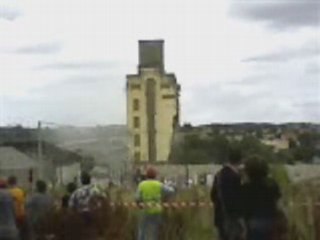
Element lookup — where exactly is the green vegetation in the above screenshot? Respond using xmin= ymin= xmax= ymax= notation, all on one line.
xmin=171 ymin=129 xmax=320 ymax=164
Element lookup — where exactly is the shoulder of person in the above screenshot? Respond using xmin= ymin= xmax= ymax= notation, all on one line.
xmin=242 ymin=182 xmax=250 ymax=188
xmin=138 ymin=180 xmax=148 ymax=187
xmin=70 ymin=188 xmax=81 ymax=197
xmin=26 ymin=194 xmax=37 ymax=204
xmin=240 ymin=182 xmax=249 ymax=192
xmin=221 ymin=165 xmax=234 ymax=175
xmin=219 ymin=166 xmax=239 ymax=180
xmin=3 ymin=190 xmax=13 ymax=199
xmin=156 ymin=180 xmax=164 ymax=186
xmin=265 ymin=178 xmax=279 ymax=188
xmin=13 ymin=188 xmax=25 ymax=197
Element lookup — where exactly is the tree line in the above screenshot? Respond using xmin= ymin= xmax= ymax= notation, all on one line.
xmin=170 ymin=131 xmax=320 ymax=164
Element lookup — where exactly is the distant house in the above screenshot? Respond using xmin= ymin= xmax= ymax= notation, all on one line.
xmin=312 ymin=156 xmax=320 ymax=164
xmin=1 ymin=141 xmax=82 ymax=186
xmin=0 ymin=147 xmax=38 ymax=188
xmin=55 ymin=161 xmax=81 ymax=186
xmin=91 ymin=166 xmax=110 ymax=185
xmin=261 ymin=138 xmax=289 ymax=152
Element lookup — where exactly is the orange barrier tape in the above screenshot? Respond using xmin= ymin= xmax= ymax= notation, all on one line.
xmin=107 ymin=201 xmax=320 ymax=209
xmin=53 ymin=201 xmax=320 ymax=209
xmin=108 ymin=202 xmax=212 ymax=208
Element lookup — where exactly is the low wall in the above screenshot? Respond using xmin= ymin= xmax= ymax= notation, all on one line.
xmin=151 ymin=164 xmax=320 ymax=185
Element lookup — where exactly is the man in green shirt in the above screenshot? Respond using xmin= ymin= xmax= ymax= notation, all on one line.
xmin=136 ymin=167 xmax=174 ymax=240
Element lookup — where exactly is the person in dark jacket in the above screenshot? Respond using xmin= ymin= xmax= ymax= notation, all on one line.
xmin=242 ymin=155 xmax=282 ymax=240
xmin=211 ymin=148 xmax=245 ymax=240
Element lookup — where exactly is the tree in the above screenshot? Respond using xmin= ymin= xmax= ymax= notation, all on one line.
xmin=276 ymin=149 xmax=295 ymax=164
xmin=256 ymin=129 xmax=263 ymax=139
xmin=207 ymin=134 xmax=230 ymax=164
xmin=238 ymin=136 xmax=275 ymax=162
xmin=291 ymin=132 xmax=320 ymax=163
xmin=293 ymin=147 xmax=314 ymax=163
xmin=182 ymin=123 xmax=193 ymax=131
xmin=288 ymin=138 xmax=297 ymax=149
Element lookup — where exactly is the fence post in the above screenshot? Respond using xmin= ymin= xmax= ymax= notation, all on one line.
xmin=307 ymin=197 xmax=315 ymax=240
xmin=314 ymin=201 xmax=318 ymax=240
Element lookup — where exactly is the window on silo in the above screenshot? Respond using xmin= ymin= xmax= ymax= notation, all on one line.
xmin=133 ymin=99 xmax=140 ymax=111
xmin=134 ymin=116 xmax=140 ymax=128
xmin=131 ymin=84 xmax=141 ymax=90
xmin=134 ymin=151 xmax=141 ymax=162
xmin=161 ymin=83 xmax=170 ymax=89
xmin=134 ymin=134 xmax=141 ymax=147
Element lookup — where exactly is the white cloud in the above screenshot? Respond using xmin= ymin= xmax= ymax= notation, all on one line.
xmin=0 ymin=0 xmax=22 ymax=21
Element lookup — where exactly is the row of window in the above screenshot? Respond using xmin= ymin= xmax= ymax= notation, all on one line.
xmin=130 ymin=83 xmax=172 ymax=90
xmin=132 ymin=94 xmax=175 ymax=113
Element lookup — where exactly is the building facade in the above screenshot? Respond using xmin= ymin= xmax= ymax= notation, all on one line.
xmin=127 ymin=40 xmax=180 ymax=163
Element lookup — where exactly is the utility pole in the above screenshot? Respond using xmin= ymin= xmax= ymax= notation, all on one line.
xmin=185 ymin=164 xmax=189 ymax=187
xmin=37 ymin=121 xmax=43 ymax=179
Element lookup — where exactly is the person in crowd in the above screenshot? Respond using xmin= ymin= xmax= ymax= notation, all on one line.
xmin=68 ymin=172 xmax=106 ymax=222
xmin=26 ymin=180 xmax=54 ymax=239
xmin=7 ymin=176 xmax=26 ymax=240
xmin=136 ymin=167 xmax=175 ymax=240
xmin=68 ymin=172 xmax=107 ymax=239
xmin=0 ymin=179 xmax=20 ymax=240
xmin=211 ymin=148 xmax=245 ymax=240
xmin=61 ymin=182 xmax=77 ymax=209
xmin=242 ymin=155 xmax=282 ymax=240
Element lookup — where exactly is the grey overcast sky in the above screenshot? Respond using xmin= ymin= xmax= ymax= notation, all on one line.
xmin=0 ymin=0 xmax=319 ymax=127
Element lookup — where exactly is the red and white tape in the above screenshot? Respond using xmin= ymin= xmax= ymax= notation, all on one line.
xmin=107 ymin=201 xmax=320 ymax=209
xmin=53 ymin=201 xmax=320 ymax=209
xmin=108 ymin=201 xmax=214 ymax=208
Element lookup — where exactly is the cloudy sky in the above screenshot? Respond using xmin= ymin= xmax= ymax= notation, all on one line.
xmin=0 ymin=0 xmax=319 ymax=126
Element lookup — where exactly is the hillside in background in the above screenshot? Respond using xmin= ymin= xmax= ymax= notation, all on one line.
xmin=171 ymin=123 xmax=320 ymax=164
xmin=43 ymin=125 xmax=128 ymax=170
xmin=1 ymin=123 xmax=319 ymax=168
xmin=0 ymin=125 xmax=128 ymax=172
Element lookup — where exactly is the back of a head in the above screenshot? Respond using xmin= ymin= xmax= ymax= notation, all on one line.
xmin=228 ymin=147 xmax=242 ymax=165
xmin=7 ymin=176 xmax=17 ymax=186
xmin=245 ymin=155 xmax=269 ymax=182
xmin=146 ymin=167 xmax=157 ymax=179
xmin=36 ymin=180 xmax=47 ymax=193
xmin=81 ymin=172 xmax=91 ymax=185
xmin=67 ymin=182 xmax=77 ymax=194
xmin=0 ymin=179 xmax=7 ymax=189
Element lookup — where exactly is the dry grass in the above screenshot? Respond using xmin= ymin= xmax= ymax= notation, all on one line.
xmin=33 ymin=176 xmax=320 ymax=240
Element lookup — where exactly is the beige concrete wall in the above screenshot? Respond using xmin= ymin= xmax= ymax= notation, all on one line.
xmin=127 ymin=75 xmax=149 ymax=162
xmin=146 ymin=164 xmax=320 ymax=184
xmin=156 ymin=75 xmax=178 ymax=162
xmin=56 ymin=162 xmax=81 ymax=185
xmin=127 ymin=68 xmax=179 ymax=163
